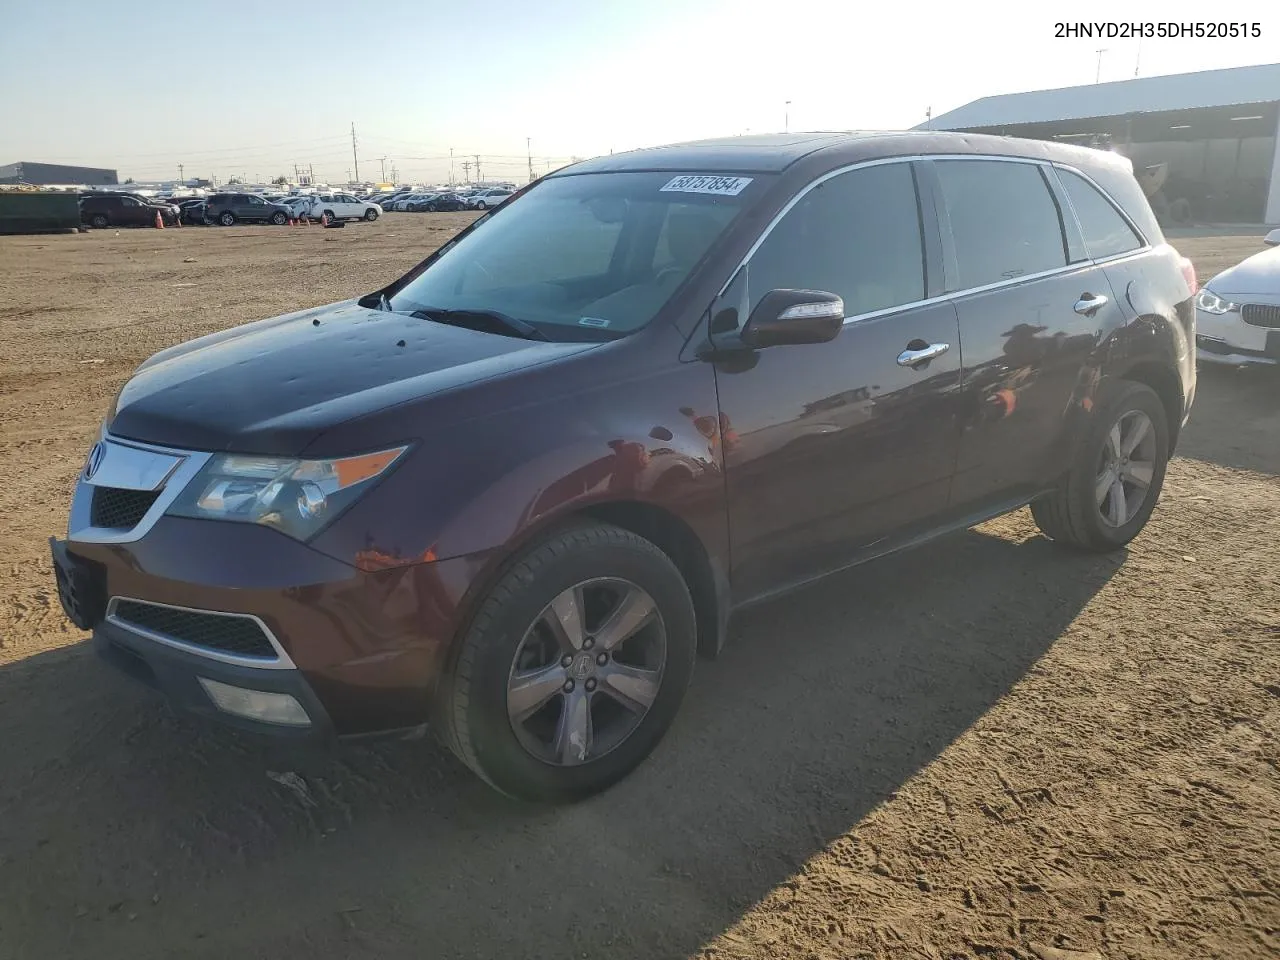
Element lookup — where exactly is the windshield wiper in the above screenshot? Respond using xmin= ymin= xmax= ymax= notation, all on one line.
xmin=410 ymin=306 xmax=548 ymax=341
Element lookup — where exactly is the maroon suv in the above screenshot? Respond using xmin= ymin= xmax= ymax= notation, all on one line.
xmin=51 ymin=132 xmax=1196 ymax=801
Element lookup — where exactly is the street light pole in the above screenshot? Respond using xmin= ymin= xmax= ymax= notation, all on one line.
xmin=785 ymin=100 xmax=791 ymax=133
xmin=1095 ymin=48 xmax=1108 ymax=83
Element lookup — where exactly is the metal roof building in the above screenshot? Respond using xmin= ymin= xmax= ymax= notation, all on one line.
xmin=922 ymin=63 xmax=1280 ymax=225
xmin=0 ymin=161 xmax=119 ymax=186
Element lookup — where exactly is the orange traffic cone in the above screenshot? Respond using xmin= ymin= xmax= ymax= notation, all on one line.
xmin=320 ymin=212 xmax=329 ymax=227
xmin=154 ymin=210 xmax=165 ymax=229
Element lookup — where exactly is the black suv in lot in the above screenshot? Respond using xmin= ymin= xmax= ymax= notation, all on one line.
xmin=204 ymin=193 xmax=294 ymax=226
xmin=80 ymin=194 xmax=178 ymax=228
xmin=52 ymin=132 xmax=1196 ymax=802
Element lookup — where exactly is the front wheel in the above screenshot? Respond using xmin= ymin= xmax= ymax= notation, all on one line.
xmin=270 ymin=211 xmax=288 ymax=225
xmin=89 ymin=214 xmax=109 ymax=229
xmin=437 ymin=522 xmax=696 ymax=802
xmin=364 ymin=208 xmax=378 ymax=221
xmin=1031 ymin=381 xmax=1170 ymax=551
xmin=218 ymin=211 xmax=235 ymax=226
xmin=474 ymin=200 xmax=488 ymax=210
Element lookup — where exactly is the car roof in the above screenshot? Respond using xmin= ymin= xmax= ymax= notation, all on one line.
xmin=558 ymin=130 xmax=1134 ymax=178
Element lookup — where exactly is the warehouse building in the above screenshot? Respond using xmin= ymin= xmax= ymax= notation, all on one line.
xmin=0 ymin=161 xmax=118 ymax=186
xmin=922 ymin=63 xmax=1280 ymax=225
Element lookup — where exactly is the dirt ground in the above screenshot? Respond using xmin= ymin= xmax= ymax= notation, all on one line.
xmin=0 ymin=218 xmax=1276 ymax=960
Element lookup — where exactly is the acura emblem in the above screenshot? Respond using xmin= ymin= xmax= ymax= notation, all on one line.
xmin=84 ymin=442 xmax=106 ymax=480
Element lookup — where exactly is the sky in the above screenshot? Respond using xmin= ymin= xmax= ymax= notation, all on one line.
xmin=1 ymin=0 xmax=1275 ymax=185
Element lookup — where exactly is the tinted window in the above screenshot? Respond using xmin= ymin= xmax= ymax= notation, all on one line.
xmin=935 ymin=160 xmax=1067 ymax=289
xmin=748 ymin=162 xmax=925 ymax=318
xmin=247 ymin=195 xmax=264 ymax=205
xmin=1059 ymin=169 xmax=1143 ymax=259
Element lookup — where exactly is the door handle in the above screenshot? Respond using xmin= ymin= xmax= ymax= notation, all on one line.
xmin=896 ymin=342 xmax=950 ymax=367
xmin=1073 ymin=293 xmax=1109 ymax=316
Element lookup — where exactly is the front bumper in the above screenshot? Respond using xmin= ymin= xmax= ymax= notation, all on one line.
xmin=93 ymin=616 xmax=336 ymax=742
xmin=1196 ymin=306 xmax=1280 ymax=367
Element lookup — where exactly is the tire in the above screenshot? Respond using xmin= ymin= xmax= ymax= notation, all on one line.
xmin=1031 ymin=381 xmax=1170 ymax=552
xmin=475 ymin=200 xmax=488 ymax=210
xmin=364 ymin=208 xmax=378 ymax=221
xmin=426 ymin=203 xmax=437 ymax=212
xmin=322 ymin=209 xmax=335 ymax=222
xmin=270 ymin=211 xmax=288 ymax=225
xmin=437 ymin=521 xmax=696 ymax=802
xmin=218 ymin=211 xmax=235 ymax=226
xmin=90 ymin=214 xmax=109 ymax=229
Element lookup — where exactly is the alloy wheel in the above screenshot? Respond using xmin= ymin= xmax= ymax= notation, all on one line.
xmin=1096 ymin=409 xmax=1156 ymax=527
xmin=507 ymin=578 xmax=666 ymax=766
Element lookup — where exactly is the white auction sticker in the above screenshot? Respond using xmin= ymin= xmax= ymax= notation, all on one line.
xmin=659 ymin=175 xmax=753 ymax=196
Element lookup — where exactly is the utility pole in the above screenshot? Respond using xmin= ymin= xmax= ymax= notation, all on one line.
xmin=924 ymin=106 xmax=932 ymax=130
xmin=378 ymin=156 xmax=388 ymax=181
xmin=462 ymin=160 xmax=471 ymax=183
xmin=450 ymin=148 xmax=455 ymax=185
xmin=309 ymin=164 xmax=314 ymax=185
xmin=785 ymin=100 xmax=791 ymax=133
xmin=474 ymin=154 xmax=481 ymax=183
xmin=350 ymin=122 xmax=360 ymax=182
xmin=1095 ymin=48 xmax=1108 ymax=84
xmin=527 ymin=137 xmax=534 ymax=182
xmin=1134 ymin=37 xmax=1143 ymax=77
xmin=178 ymin=162 xmax=184 ymax=183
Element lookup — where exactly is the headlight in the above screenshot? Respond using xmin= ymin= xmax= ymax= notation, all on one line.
xmin=167 ymin=446 xmax=407 ymax=540
xmin=1196 ymin=290 xmax=1239 ymax=314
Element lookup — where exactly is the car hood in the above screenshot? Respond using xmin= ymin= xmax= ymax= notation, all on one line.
xmin=109 ymin=300 xmax=599 ymax=455
xmin=1208 ymin=246 xmax=1280 ymax=296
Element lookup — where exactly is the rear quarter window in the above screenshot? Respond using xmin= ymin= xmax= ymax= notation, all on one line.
xmin=1058 ymin=168 xmax=1144 ymax=259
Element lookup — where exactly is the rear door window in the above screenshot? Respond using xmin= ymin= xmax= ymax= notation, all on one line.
xmin=934 ymin=159 xmax=1068 ymax=289
xmin=1058 ymin=168 xmax=1144 ymax=259
xmin=747 ymin=161 xmax=926 ymax=318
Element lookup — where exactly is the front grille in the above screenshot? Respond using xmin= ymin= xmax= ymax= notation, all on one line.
xmin=1242 ymin=303 xmax=1280 ymax=328
xmin=90 ymin=487 xmax=162 ymax=529
xmin=112 ymin=600 xmax=278 ymax=659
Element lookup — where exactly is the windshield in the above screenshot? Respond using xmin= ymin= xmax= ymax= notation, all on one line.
xmin=388 ymin=171 xmax=762 ymax=340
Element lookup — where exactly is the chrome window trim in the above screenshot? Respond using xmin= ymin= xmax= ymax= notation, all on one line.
xmin=722 ymin=152 xmax=1156 ymax=328
xmin=105 ymin=596 xmax=296 ymax=670
xmin=1047 ymin=161 xmax=1150 ymax=257
xmin=68 ymin=430 xmax=212 ymax=545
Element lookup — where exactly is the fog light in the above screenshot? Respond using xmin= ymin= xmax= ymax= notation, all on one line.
xmin=197 ymin=677 xmax=311 ymax=727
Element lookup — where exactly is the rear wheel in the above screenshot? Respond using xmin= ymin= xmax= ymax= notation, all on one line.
xmin=364 ymin=207 xmax=379 ymax=221
xmin=1031 ymin=381 xmax=1169 ymax=551
xmin=218 ymin=211 xmax=235 ymax=226
xmin=437 ymin=522 xmax=696 ymax=802
xmin=270 ymin=211 xmax=288 ymax=225
xmin=475 ymin=200 xmax=488 ymax=210
xmin=90 ymin=214 xmax=109 ymax=229
xmin=322 ymin=209 xmax=335 ymax=221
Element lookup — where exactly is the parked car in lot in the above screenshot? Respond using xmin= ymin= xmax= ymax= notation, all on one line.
xmin=80 ymin=194 xmax=178 ymax=228
xmin=176 ymin=199 xmax=208 ymax=225
xmin=423 ymin=192 xmax=468 ymax=211
xmin=402 ymin=193 xmax=438 ymax=211
xmin=278 ymin=196 xmax=313 ymax=221
xmin=388 ymin=193 xmax=428 ymax=212
xmin=466 ymin=187 xmax=513 ymax=210
xmin=306 ymin=193 xmax=382 ymax=221
xmin=1195 ymin=228 xmax=1280 ymax=367
xmin=205 ymin=193 xmax=294 ymax=226
xmin=52 ymin=132 xmax=1195 ymax=802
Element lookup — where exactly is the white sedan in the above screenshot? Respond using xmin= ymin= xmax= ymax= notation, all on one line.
xmin=306 ymin=193 xmax=383 ymax=222
xmin=1196 ymin=229 xmax=1280 ymax=367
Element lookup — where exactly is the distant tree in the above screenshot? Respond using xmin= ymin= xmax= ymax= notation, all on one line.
xmin=272 ymin=175 xmax=288 ymax=185
xmin=124 ymin=177 xmax=135 ymax=184
xmin=228 ymin=176 xmax=242 ymax=185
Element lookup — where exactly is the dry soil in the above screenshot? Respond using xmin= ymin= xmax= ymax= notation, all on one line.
xmin=0 ymin=218 xmax=1276 ymax=960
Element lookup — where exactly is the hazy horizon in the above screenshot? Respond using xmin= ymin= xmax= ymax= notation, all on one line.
xmin=2 ymin=0 xmax=1274 ymax=184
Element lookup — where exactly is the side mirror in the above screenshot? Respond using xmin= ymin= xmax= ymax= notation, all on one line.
xmin=741 ymin=289 xmax=844 ymax=348
xmin=1264 ymin=228 xmax=1280 ymax=247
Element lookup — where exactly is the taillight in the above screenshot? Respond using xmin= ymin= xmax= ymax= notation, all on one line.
xmin=1178 ymin=254 xmax=1198 ymax=295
